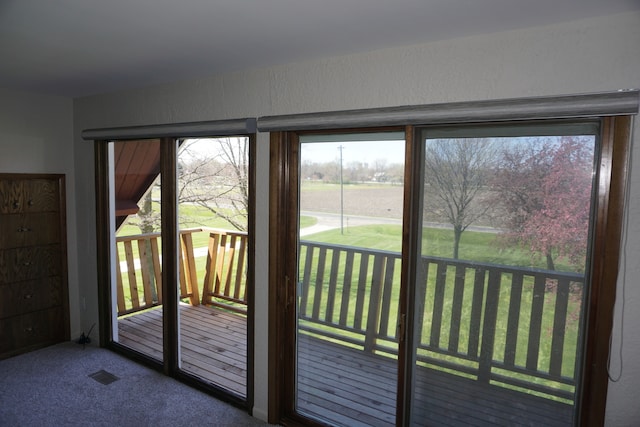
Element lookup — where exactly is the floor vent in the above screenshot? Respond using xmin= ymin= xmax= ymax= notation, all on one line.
xmin=89 ymin=369 xmax=119 ymax=385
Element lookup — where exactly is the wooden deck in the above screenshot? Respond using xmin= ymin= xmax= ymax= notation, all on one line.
xmin=298 ymin=337 xmax=573 ymax=427
xmin=117 ymin=304 xmax=574 ymax=426
xmin=117 ymin=304 xmax=247 ymax=396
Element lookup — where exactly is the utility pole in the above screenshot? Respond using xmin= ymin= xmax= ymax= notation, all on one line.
xmin=339 ymin=145 xmax=344 ymax=235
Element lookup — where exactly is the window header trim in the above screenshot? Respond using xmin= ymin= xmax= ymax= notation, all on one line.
xmin=81 ymin=90 xmax=638 ymax=139
xmin=82 ymin=118 xmax=256 ymax=141
xmin=257 ymin=90 xmax=638 ymax=132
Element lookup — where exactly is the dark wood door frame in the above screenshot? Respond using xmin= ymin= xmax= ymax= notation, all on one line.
xmin=268 ymin=117 xmax=633 ymax=426
xmin=94 ymin=135 xmax=256 ymax=411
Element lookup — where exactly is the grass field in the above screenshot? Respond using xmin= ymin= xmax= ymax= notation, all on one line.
xmin=305 ymin=224 xmax=579 ymax=273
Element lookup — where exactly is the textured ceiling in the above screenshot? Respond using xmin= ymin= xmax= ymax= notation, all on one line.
xmin=1 ymin=0 xmax=638 ymax=98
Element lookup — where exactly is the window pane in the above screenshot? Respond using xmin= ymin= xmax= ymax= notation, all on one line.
xmin=177 ymin=137 xmax=249 ymax=397
xmin=296 ymin=132 xmax=405 ymax=426
xmin=111 ymin=139 xmax=164 ymax=362
xmin=410 ymin=126 xmax=596 ymax=426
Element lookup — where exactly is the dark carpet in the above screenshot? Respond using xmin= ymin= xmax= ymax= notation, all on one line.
xmin=0 ymin=342 xmax=273 ymax=426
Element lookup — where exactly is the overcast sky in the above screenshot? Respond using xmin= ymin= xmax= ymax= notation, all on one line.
xmin=300 ymin=140 xmax=406 ymax=165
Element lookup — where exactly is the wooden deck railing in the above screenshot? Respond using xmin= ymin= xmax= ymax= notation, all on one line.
xmin=115 ymin=229 xmax=202 ymax=315
xmin=115 ymin=230 xmax=583 ymax=402
xmin=116 ymin=228 xmax=248 ymax=316
xmin=298 ymin=240 xmax=583 ymax=402
xmin=201 ymin=230 xmax=248 ymax=314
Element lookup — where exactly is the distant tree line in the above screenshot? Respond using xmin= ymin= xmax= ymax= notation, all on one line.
xmin=301 ymin=158 xmax=404 ymax=185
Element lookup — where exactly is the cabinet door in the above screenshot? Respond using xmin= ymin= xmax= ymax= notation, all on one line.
xmin=24 ymin=179 xmax=60 ymax=213
xmin=0 ymin=307 xmax=64 ymax=357
xmin=0 ymin=246 xmax=62 ymax=284
xmin=0 ymin=178 xmax=59 ymax=214
xmin=0 ymin=277 xmax=63 ymax=318
xmin=0 ymin=212 xmax=61 ymax=249
xmin=0 ymin=180 xmax=24 ymax=214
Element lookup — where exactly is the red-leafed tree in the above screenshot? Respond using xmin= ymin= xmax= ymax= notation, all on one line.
xmin=492 ymin=136 xmax=594 ymax=271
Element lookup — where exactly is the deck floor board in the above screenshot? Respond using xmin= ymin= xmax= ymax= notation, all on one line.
xmin=117 ymin=304 xmax=574 ymax=426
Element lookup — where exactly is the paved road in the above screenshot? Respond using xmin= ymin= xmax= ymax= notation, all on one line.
xmin=300 ymin=210 xmax=500 ymax=236
xmin=300 ymin=210 xmax=400 ymax=236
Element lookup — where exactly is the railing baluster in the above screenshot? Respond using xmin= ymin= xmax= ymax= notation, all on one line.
xmin=378 ymin=256 xmax=395 ymax=339
xmin=137 ymin=237 xmax=154 ymax=307
xmin=338 ymin=250 xmax=354 ymax=328
xmin=326 ymin=249 xmax=340 ymax=322
xmin=299 ymin=244 xmax=314 ymax=317
xmin=115 ymin=244 xmax=126 ymax=313
xmin=353 ymin=253 xmax=370 ymax=332
xmin=468 ymin=267 xmax=485 ymax=357
xmin=123 ymin=240 xmax=139 ymax=310
xmin=478 ymin=268 xmax=501 ymax=383
xmin=364 ymin=253 xmax=384 ymax=352
xmin=214 ymin=234 xmax=227 ymax=296
xmin=311 ymin=246 xmax=327 ymax=319
xmin=150 ymin=237 xmax=162 ymax=303
xmin=504 ymin=272 xmax=523 ymax=366
xmin=179 ymin=243 xmax=188 ymax=301
xmin=236 ymin=234 xmax=247 ymax=301
xmin=526 ymin=274 xmax=547 ymax=372
xmin=549 ymin=277 xmax=570 ymax=377
xmin=202 ymin=232 xmax=220 ymax=305
xmin=448 ymin=264 xmax=466 ymax=353
xmin=430 ymin=261 xmax=447 ymax=348
xmin=180 ymin=231 xmax=199 ymax=305
xmin=223 ymin=235 xmax=237 ymax=297
xmin=414 ymin=259 xmax=430 ymax=347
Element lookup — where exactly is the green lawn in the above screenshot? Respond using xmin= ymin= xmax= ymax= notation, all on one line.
xmin=304 ymin=224 xmax=579 ymax=272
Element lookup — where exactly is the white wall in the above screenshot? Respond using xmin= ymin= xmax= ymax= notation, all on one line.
xmin=0 ymin=88 xmax=80 ymax=340
xmin=73 ymin=12 xmax=640 ymax=425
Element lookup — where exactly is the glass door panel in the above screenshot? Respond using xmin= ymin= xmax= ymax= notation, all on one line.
xmin=296 ymin=132 xmax=405 ymax=426
xmin=177 ymin=137 xmax=249 ymax=397
xmin=409 ymin=125 xmax=597 ymax=426
xmin=110 ymin=139 xmax=164 ymax=362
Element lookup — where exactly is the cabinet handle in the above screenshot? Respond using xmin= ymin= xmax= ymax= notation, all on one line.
xmin=27 ymin=200 xmax=33 ymax=206
xmin=24 ymin=294 xmax=32 ymax=300
xmin=23 ymin=261 xmax=32 ymax=266
xmin=24 ymin=327 xmax=34 ymax=333
xmin=12 ymin=201 xmax=19 ymax=209
xmin=16 ymin=226 xmax=32 ymax=232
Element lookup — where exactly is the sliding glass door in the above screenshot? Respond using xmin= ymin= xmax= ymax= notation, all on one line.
xmin=274 ymin=116 xmax=631 ymax=426
xmin=295 ymin=131 xmax=405 ymax=426
xmin=109 ymin=139 xmax=165 ymax=362
xmin=99 ymin=132 xmax=253 ymax=405
xmin=408 ymin=123 xmax=598 ymax=425
xmin=177 ymin=137 xmax=250 ymax=397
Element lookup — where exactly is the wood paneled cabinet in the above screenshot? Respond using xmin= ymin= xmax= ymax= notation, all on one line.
xmin=0 ymin=174 xmax=69 ymax=359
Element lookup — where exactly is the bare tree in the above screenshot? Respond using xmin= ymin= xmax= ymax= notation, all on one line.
xmin=424 ymin=138 xmax=495 ymax=259
xmin=178 ymin=137 xmax=249 ymax=231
